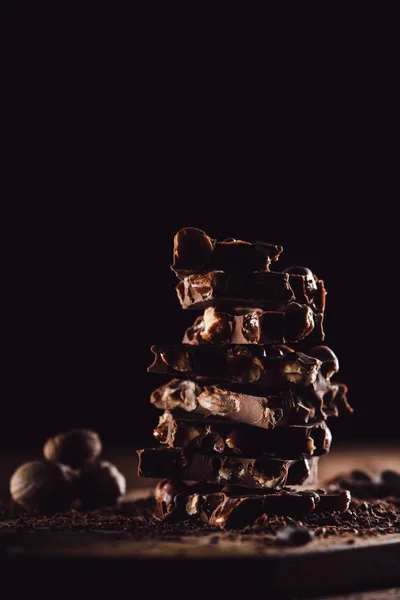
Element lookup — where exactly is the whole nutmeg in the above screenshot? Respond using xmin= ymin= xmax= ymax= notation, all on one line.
xmin=10 ymin=460 xmax=77 ymax=513
xmin=78 ymin=461 xmax=126 ymax=509
xmin=43 ymin=428 xmax=102 ymax=469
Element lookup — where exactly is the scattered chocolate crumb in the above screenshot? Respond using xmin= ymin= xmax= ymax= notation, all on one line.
xmin=1 ymin=491 xmax=399 ymax=544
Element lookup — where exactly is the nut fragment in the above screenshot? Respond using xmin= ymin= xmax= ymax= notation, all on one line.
xmin=281 ymin=356 xmax=320 ymax=385
xmin=154 ymin=479 xmax=187 ymax=505
xmin=284 ymin=303 xmax=315 ymax=342
xmin=153 ymin=413 xmax=169 ymax=443
xmin=283 ymin=266 xmax=318 ymax=296
xmin=44 ymin=429 xmax=102 ymax=469
xmin=10 ymin=460 xmax=77 ymax=513
xmin=226 ymin=347 xmax=265 ymax=383
xmin=241 ymin=311 xmax=261 ymax=343
xmin=160 ymin=347 xmax=195 ymax=373
xmin=200 ymin=307 xmax=232 ymax=343
xmin=198 ymin=389 xmax=240 ymax=415
xmin=308 ymin=346 xmax=339 ymax=379
xmin=250 ymin=459 xmax=289 ymax=488
xmin=185 ymin=494 xmax=202 ymax=516
xmin=173 ymin=227 xmax=214 ymax=268
xmin=78 ymin=461 xmax=126 ymax=509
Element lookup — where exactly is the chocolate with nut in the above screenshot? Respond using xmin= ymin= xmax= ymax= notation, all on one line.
xmin=176 ymin=270 xmax=326 ymax=312
xmin=137 ymin=447 xmax=318 ymax=488
xmin=148 ymin=344 xmax=321 ymax=387
xmin=154 ymin=411 xmax=332 ymax=458
xmin=183 ymin=305 xmax=324 ymax=346
xmin=152 ymin=479 xmax=351 ymax=528
xmin=151 ymin=379 xmax=317 ymax=428
xmin=172 ymin=227 xmax=283 ymax=278
xmin=150 ymin=378 xmax=351 ymax=429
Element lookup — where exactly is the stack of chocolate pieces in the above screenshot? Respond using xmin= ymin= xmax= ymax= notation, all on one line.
xmin=138 ymin=228 xmax=353 ymax=529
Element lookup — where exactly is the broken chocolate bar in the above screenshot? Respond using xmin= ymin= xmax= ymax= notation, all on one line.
xmin=172 ymin=227 xmax=283 ymax=278
xmin=154 ymin=412 xmax=332 ymax=458
xmin=152 ymin=479 xmax=351 ymax=527
xmin=182 ymin=305 xmax=324 ymax=345
xmin=150 ymin=378 xmax=351 ymax=429
xmin=137 ymin=447 xmax=318 ymax=488
xmin=148 ymin=344 xmax=321 ymax=387
xmin=176 ymin=270 xmax=326 ymax=312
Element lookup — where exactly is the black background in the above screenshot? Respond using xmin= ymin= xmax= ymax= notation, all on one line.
xmin=2 ymin=6 xmax=399 ymax=453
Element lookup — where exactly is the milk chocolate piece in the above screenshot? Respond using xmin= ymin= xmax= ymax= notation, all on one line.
xmin=154 ymin=412 xmax=332 ymax=458
xmin=172 ymin=227 xmax=283 ymax=277
xmin=183 ymin=305 xmax=324 ymax=346
xmin=148 ymin=344 xmax=321 ymax=387
xmin=176 ymin=270 xmax=326 ymax=312
xmin=137 ymin=447 xmax=318 ymax=488
xmin=150 ymin=378 xmax=350 ymax=429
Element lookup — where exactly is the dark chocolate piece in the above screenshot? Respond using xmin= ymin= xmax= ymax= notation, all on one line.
xmin=137 ymin=447 xmax=318 ymax=488
xmin=176 ymin=270 xmax=326 ymax=312
xmin=313 ymin=489 xmax=351 ymax=512
xmin=151 ymin=480 xmax=352 ymax=527
xmin=308 ymin=346 xmax=339 ymax=379
xmin=150 ymin=378 xmax=351 ymax=429
xmin=209 ymin=496 xmax=266 ymax=529
xmin=182 ymin=305 xmax=324 ymax=346
xmin=150 ymin=379 xmax=317 ymax=429
xmin=172 ymin=227 xmax=283 ymax=278
xmin=154 ymin=412 xmax=332 ymax=458
xmin=148 ymin=344 xmax=321 ymax=387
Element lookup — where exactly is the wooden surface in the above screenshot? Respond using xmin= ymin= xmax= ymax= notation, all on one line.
xmin=1 ymin=443 xmax=399 ymax=598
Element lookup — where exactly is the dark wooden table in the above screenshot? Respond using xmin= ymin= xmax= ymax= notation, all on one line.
xmin=1 ymin=443 xmax=399 ymax=599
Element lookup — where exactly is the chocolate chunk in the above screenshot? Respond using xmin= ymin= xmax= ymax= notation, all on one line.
xmin=283 ymin=267 xmax=326 ymax=312
xmin=172 ymin=227 xmax=283 ymax=277
xmin=148 ymin=344 xmax=321 ymax=387
xmin=176 ymin=270 xmax=327 ymax=314
xmin=276 ymin=524 xmax=315 ymax=546
xmin=150 ymin=378 xmax=349 ymax=429
xmin=150 ymin=379 xmax=317 ymax=428
xmin=263 ymin=491 xmax=317 ymax=517
xmin=137 ymin=447 xmax=319 ymax=488
xmin=183 ymin=304 xmax=324 ymax=346
xmin=209 ymin=496 xmax=266 ymax=529
xmin=308 ymin=346 xmax=339 ymax=379
xmin=154 ymin=411 xmax=332 ymax=458
xmin=314 ymin=490 xmax=351 ymax=512
xmin=176 ymin=270 xmax=327 ymax=312
xmin=286 ymin=455 xmax=318 ymax=486
xmin=149 ymin=481 xmax=353 ymax=527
